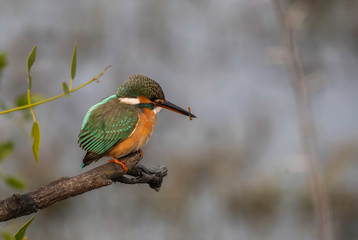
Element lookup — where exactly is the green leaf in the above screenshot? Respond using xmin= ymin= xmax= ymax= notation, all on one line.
xmin=31 ymin=121 xmax=40 ymax=164
xmin=4 ymin=176 xmax=26 ymax=189
xmin=71 ymin=43 xmax=77 ymax=80
xmin=1 ymin=232 xmax=12 ymax=240
xmin=0 ymin=52 xmax=8 ymax=73
xmin=62 ymin=82 xmax=70 ymax=98
xmin=0 ymin=141 xmax=14 ymax=161
xmin=11 ymin=216 xmax=35 ymax=240
xmin=26 ymin=45 xmax=37 ymax=90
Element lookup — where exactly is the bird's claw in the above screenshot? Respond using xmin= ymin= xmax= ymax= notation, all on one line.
xmin=139 ymin=149 xmax=143 ymax=159
xmin=108 ymin=158 xmax=128 ymax=173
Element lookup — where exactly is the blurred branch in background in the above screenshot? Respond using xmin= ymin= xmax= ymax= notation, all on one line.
xmin=272 ymin=1 xmax=334 ymax=240
xmin=0 ymin=152 xmax=167 ymax=222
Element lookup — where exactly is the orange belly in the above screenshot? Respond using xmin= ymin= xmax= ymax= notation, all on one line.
xmin=108 ymin=108 xmax=156 ymax=158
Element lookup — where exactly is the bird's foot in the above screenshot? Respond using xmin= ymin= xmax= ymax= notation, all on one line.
xmin=139 ymin=149 xmax=143 ymax=159
xmin=108 ymin=158 xmax=128 ymax=173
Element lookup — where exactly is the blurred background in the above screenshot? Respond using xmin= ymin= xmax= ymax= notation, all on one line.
xmin=1 ymin=0 xmax=358 ymax=239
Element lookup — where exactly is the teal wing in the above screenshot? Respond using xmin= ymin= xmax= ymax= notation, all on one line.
xmin=78 ymin=96 xmax=139 ymax=166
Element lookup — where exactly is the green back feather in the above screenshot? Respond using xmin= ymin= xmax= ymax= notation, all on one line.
xmin=78 ymin=96 xmax=139 ymax=157
xmin=81 ymin=95 xmax=116 ymax=129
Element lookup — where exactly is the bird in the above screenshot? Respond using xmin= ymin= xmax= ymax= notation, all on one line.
xmin=78 ymin=74 xmax=196 ymax=172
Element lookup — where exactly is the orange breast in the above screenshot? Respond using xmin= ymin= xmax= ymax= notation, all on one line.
xmin=108 ymin=107 xmax=156 ymax=158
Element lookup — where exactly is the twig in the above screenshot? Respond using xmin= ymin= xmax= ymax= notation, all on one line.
xmin=271 ymin=1 xmax=334 ymax=240
xmin=0 ymin=152 xmax=168 ymax=222
xmin=0 ymin=65 xmax=111 ymax=115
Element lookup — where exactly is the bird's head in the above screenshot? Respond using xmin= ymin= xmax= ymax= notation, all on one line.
xmin=116 ymin=75 xmax=196 ymax=118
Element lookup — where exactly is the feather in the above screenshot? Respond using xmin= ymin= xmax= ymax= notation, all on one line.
xmin=78 ymin=97 xmax=140 ymax=166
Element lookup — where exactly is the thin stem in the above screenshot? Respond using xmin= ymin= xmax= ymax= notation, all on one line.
xmin=69 ymin=78 xmax=73 ymax=91
xmin=27 ymin=89 xmax=36 ymax=122
xmin=0 ymin=65 xmax=111 ymax=115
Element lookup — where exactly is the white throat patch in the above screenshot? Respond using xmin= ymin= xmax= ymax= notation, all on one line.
xmin=119 ymin=98 xmax=140 ymax=105
xmin=154 ymin=107 xmax=162 ymax=115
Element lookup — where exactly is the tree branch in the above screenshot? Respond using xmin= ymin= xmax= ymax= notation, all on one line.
xmin=0 ymin=152 xmax=168 ymax=222
xmin=271 ymin=1 xmax=334 ymax=240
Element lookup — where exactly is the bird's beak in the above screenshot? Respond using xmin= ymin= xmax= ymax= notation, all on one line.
xmin=156 ymin=100 xmax=197 ymax=118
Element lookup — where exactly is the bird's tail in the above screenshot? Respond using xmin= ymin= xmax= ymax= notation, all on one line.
xmin=80 ymin=152 xmax=100 ymax=169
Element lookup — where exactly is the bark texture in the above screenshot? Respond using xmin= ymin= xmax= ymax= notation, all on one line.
xmin=0 ymin=152 xmax=168 ymax=222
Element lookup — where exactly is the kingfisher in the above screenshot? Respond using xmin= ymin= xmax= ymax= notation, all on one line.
xmin=78 ymin=75 xmax=196 ymax=172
